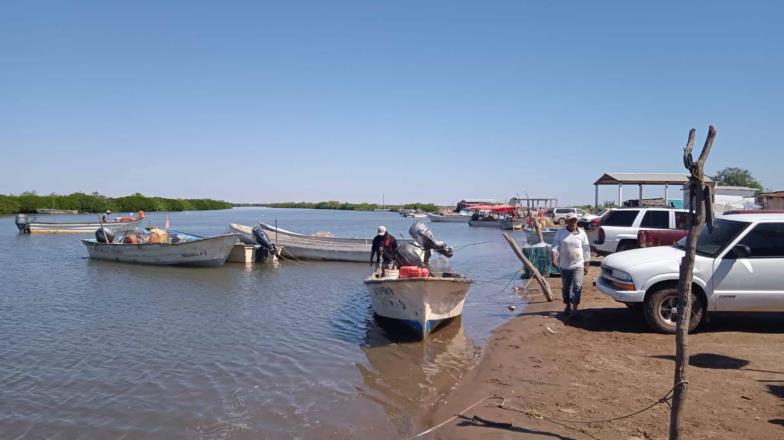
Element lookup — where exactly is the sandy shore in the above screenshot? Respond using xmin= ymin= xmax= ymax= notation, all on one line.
xmin=416 ymin=264 xmax=784 ymax=439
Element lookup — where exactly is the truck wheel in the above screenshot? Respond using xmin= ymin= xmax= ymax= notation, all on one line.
xmin=616 ymin=241 xmax=638 ymax=252
xmin=643 ymin=287 xmax=703 ymax=333
xmin=558 ymin=217 xmax=566 ymax=226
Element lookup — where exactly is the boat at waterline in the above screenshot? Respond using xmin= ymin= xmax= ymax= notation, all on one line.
xmin=259 ymin=223 xmax=375 ymax=262
xmin=227 ymin=223 xmax=282 ymax=263
xmin=500 ymin=218 xmax=525 ymax=230
xmin=364 ymin=272 xmax=473 ymax=340
xmin=15 ymin=213 xmax=143 ymax=234
xmin=36 ymin=208 xmax=79 ymax=215
xmin=426 ymin=213 xmax=470 ymax=223
xmin=82 ymin=233 xmax=237 ymax=267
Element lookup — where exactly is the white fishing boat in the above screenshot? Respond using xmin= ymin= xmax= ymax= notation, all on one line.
xmin=364 ymin=272 xmax=473 ymax=340
xmin=36 ymin=208 xmax=79 ymax=215
xmin=82 ymin=233 xmax=238 ymax=267
xmin=426 ymin=213 xmax=471 ymax=223
xmin=500 ymin=218 xmax=525 ymax=230
xmin=259 ymin=223 xmax=374 ymax=262
xmin=524 ymin=228 xmax=558 ymax=245
xmin=16 ymin=213 xmax=143 ymax=234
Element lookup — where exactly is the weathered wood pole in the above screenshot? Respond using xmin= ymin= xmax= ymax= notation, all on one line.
xmin=502 ymin=233 xmax=554 ymax=302
xmin=669 ymin=126 xmax=716 ymax=439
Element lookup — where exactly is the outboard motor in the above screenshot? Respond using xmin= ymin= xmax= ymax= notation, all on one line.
xmin=396 ymin=222 xmax=454 ymax=267
xmin=252 ymin=226 xmax=277 ymax=262
xmin=15 ymin=214 xmax=31 ymax=234
xmin=95 ymin=227 xmax=115 ymax=243
xmin=408 ymin=222 xmax=454 ymax=259
xmin=395 ymin=242 xmax=426 ymax=267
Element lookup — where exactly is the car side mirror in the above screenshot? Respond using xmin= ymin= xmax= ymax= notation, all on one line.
xmin=730 ymin=244 xmax=751 ymax=259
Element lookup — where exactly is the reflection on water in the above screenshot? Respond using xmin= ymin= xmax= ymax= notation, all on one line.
xmin=357 ymin=316 xmax=480 ymax=437
xmin=0 ymin=208 xmax=525 ymax=439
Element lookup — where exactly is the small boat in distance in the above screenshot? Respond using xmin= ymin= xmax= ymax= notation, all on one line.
xmin=36 ymin=208 xmax=79 ymax=215
xmin=426 ymin=213 xmax=471 ymax=223
xmin=15 ymin=213 xmax=143 ymax=234
xmin=82 ymin=232 xmax=237 ymax=267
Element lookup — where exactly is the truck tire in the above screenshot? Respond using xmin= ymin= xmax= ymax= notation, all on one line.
xmin=643 ymin=287 xmax=703 ymax=333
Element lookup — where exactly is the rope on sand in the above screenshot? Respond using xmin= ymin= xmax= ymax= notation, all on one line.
xmin=410 ymin=382 xmax=686 ymax=439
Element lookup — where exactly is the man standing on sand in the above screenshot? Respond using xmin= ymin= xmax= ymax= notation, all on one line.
xmin=551 ymin=212 xmax=591 ymax=315
xmin=370 ymin=225 xmax=398 ymax=270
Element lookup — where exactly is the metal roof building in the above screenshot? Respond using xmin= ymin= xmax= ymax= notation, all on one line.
xmin=593 ymin=172 xmax=714 ymax=208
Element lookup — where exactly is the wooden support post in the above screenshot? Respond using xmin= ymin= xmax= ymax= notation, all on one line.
xmin=669 ymin=126 xmax=716 ymax=440
xmin=502 ymin=233 xmax=553 ymax=302
xmin=618 ymin=183 xmax=623 ymax=206
xmin=594 ymin=184 xmax=599 ymax=209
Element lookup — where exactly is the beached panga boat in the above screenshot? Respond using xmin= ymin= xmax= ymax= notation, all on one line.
xmin=426 ymin=213 xmax=471 ymax=223
xmin=15 ymin=213 xmax=143 ymax=234
xmin=364 ymin=271 xmax=473 ymax=340
xmin=259 ymin=223 xmax=374 ymax=263
xmin=82 ymin=233 xmax=237 ymax=267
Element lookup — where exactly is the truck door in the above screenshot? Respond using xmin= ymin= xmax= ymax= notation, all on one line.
xmin=712 ymin=222 xmax=784 ymax=311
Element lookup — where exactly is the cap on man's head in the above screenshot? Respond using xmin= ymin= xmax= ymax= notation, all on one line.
xmin=377 ymin=226 xmax=387 ymax=236
xmin=106 ymin=210 xmax=111 ymax=214
xmin=566 ymin=212 xmax=579 ymax=221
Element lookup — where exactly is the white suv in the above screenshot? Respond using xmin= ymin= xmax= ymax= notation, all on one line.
xmin=593 ymin=207 xmax=689 ymax=254
xmin=596 ymin=213 xmax=784 ymax=333
xmin=550 ymin=207 xmax=587 ymax=225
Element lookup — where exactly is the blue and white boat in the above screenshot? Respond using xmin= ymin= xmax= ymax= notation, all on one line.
xmin=364 ymin=273 xmax=473 ymax=340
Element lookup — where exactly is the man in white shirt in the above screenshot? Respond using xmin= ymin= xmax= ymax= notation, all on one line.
xmin=551 ymin=212 xmax=591 ymax=315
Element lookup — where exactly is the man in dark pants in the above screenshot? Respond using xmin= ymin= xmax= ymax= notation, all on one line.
xmin=370 ymin=225 xmax=398 ymax=270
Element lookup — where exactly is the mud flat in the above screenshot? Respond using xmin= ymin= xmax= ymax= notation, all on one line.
xmin=418 ymin=265 xmax=784 ymax=439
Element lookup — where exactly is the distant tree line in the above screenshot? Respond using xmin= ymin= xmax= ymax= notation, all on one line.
xmin=244 ymin=201 xmax=440 ymax=212
xmin=0 ymin=191 xmax=232 ymax=215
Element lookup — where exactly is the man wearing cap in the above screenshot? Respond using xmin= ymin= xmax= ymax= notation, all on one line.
xmin=551 ymin=212 xmax=591 ymax=315
xmin=370 ymin=226 xmax=398 ymax=269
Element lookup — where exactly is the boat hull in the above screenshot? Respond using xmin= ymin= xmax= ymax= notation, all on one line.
xmin=427 ymin=213 xmax=470 ymax=223
xmin=81 ymin=234 xmax=237 ymax=267
xmin=500 ymin=219 xmax=525 ymax=230
xmin=468 ymin=219 xmax=504 ymax=228
xmin=27 ymin=219 xmax=143 ymax=234
xmin=260 ymin=223 xmax=373 ymax=263
xmin=364 ymin=277 xmax=473 ymax=339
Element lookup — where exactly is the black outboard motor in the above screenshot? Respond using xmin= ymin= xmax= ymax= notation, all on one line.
xmin=252 ymin=226 xmax=277 ymax=262
xmin=95 ymin=227 xmax=115 ymax=243
xmin=15 ymin=214 xmax=31 ymax=234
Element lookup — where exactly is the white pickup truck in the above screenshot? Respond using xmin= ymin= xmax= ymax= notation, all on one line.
xmin=593 ymin=207 xmax=689 ymax=254
xmin=596 ymin=212 xmax=784 ymax=333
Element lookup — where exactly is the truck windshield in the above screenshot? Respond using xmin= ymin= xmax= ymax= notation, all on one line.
xmin=676 ymin=218 xmax=750 ymax=257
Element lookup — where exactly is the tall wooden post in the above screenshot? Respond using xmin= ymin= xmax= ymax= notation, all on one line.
xmin=669 ymin=126 xmax=716 ymax=439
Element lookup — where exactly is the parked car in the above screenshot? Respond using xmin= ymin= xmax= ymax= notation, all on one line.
xmin=549 ymin=207 xmax=588 ymax=225
xmin=596 ymin=212 xmax=784 ymax=333
xmin=637 ymin=229 xmax=688 ymax=248
xmin=578 ymin=209 xmax=607 ymax=230
xmin=593 ymin=207 xmax=689 ymax=254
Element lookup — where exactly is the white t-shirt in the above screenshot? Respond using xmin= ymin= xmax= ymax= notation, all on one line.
xmin=551 ymin=227 xmax=591 ymax=270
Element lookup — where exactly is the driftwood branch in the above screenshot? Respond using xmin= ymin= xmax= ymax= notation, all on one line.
xmin=502 ymin=233 xmax=553 ymax=302
xmin=670 ymin=125 xmax=715 ymax=440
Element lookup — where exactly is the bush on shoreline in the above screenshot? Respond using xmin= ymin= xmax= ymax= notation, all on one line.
xmin=0 ymin=192 xmax=232 ymax=215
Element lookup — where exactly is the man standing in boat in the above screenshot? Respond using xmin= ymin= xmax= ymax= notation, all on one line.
xmin=371 ymin=226 xmax=398 ymax=270
xmin=550 ymin=213 xmax=590 ymax=316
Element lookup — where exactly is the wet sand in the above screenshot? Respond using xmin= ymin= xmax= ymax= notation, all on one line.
xmin=418 ymin=265 xmax=784 ymax=439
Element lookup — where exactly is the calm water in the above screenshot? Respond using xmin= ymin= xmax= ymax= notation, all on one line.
xmin=0 ymin=208 xmax=528 ymax=439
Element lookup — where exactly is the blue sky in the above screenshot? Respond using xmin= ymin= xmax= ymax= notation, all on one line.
xmin=1 ymin=1 xmax=781 ymax=205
